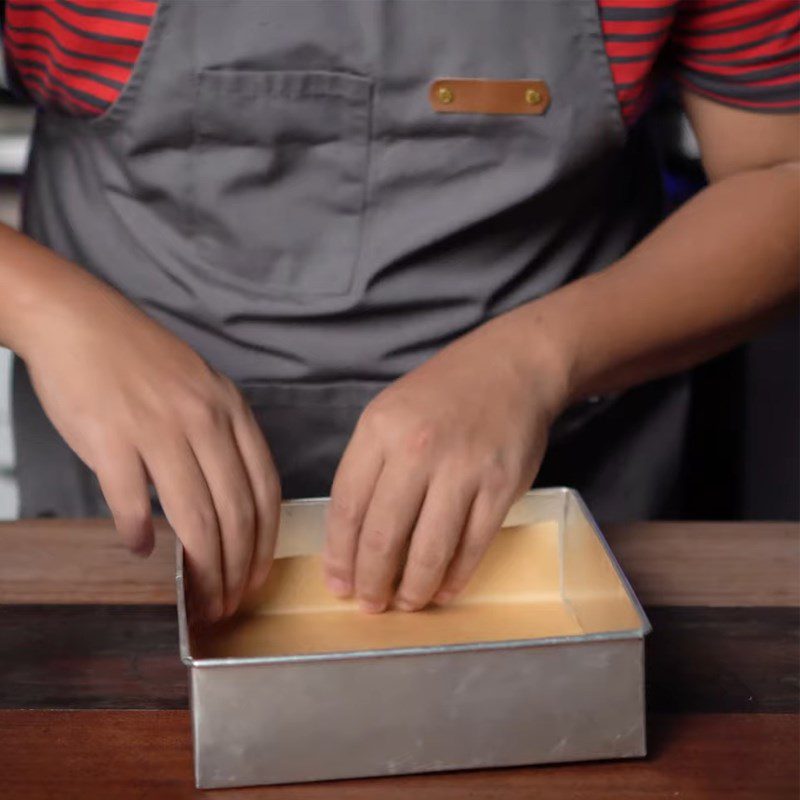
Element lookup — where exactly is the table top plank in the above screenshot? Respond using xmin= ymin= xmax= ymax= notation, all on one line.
xmin=1 ymin=604 xmax=796 ymax=713
xmin=0 ymin=519 xmax=176 ymax=605
xmin=0 ymin=711 xmax=796 ymax=800
xmin=1 ymin=519 xmax=798 ymax=798
xmin=0 ymin=519 xmax=797 ymax=607
xmin=605 ymin=521 xmax=800 ymax=608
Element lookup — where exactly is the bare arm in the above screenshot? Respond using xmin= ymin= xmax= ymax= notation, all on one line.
xmin=325 ymin=97 xmax=800 ymax=613
xmin=0 ymin=223 xmax=281 ymax=621
xmin=529 ymin=94 xmax=799 ymax=403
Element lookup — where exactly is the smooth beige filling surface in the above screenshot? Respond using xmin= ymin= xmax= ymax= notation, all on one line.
xmin=191 ymin=521 xmax=636 ymax=659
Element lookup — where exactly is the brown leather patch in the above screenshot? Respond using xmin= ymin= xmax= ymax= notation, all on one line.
xmin=429 ymin=78 xmax=550 ymax=115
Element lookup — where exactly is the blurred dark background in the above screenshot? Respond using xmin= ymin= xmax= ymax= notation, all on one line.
xmin=0 ymin=86 xmax=797 ymax=521
xmin=650 ymin=88 xmax=799 ymax=521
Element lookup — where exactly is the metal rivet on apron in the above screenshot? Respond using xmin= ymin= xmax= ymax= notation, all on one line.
xmin=437 ymin=86 xmax=454 ymax=104
xmin=525 ymin=88 xmax=542 ymax=105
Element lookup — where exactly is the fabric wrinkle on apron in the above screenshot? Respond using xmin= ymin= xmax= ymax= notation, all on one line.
xmin=14 ymin=0 xmax=685 ymax=519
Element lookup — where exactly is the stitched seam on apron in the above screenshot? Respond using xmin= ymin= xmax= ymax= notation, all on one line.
xmin=87 ymin=0 xmax=169 ymax=130
xmin=582 ymin=0 xmax=627 ymax=142
xmin=247 ymin=399 xmax=373 ymax=409
xmin=242 ymin=392 xmax=385 ymax=409
xmin=343 ymin=78 xmax=375 ymax=297
xmin=188 ymin=10 xmax=200 ymax=248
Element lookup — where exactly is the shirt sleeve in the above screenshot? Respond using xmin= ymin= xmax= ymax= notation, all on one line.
xmin=669 ymin=0 xmax=800 ymax=113
xmin=0 ymin=0 xmax=7 ymax=91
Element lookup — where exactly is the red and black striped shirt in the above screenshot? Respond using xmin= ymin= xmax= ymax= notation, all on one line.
xmin=601 ymin=0 xmax=800 ymax=121
xmin=1 ymin=0 xmax=799 ymax=122
xmin=1 ymin=0 xmax=156 ymax=116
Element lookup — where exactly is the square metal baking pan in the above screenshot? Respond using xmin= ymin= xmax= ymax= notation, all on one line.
xmin=176 ymin=487 xmax=651 ymax=789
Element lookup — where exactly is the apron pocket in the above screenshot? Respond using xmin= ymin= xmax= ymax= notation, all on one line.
xmin=191 ymin=69 xmax=372 ymax=297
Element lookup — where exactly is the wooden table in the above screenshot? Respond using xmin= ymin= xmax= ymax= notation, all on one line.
xmin=0 ymin=519 xmax=797 ymax=799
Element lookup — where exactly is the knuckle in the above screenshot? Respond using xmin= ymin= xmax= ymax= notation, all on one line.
xmin=227 ymin=573 xmax=249 ymax=602
xmin=462 ymin=537 xmax=488 ymax=563
xmin=250 ymin=555 xmax=274 ymax=585
xmin=217 ymin=374 xmax=241 ymax=401
xmin=357 ymin=403 xmax=382 ymax=434
xmin=181 ymin=392 xmax=226 ymax=432
xmin=183 ymin=549 xmax=220 ymax=598
xmin=402 ymin=422 xmax=438 ymax=458
xmin=408 ymin=546 xmax=449 ymax=575
xmin=185 ymin=505 xmax=219 ymax=542
xmin=440 ymin=579 xmax=464 ymax=598
xmin=358 ymin=395 xmax=396 ymax=435
xmin=480 ymin=457 xmax=513 ymax=492
xmin=258 ymin=476 xmax=281 ymax=513
xmin=222 ymin=500 xmax=256 ymax=539
xmin=225 ymin=380 xmax=253 ymax=417
xmin=397 ymin=592 xmax=427 ymax=610
xmin=329 ymin=494 xmax=359 ymax=528
xmin=86 ymin=436 xmax=117 ymax=469
xmin=266 ymin=473 xmax=282 ymax=503
xmin=359 ymin=530 xmax=396 ymax=559
xmin=116 ymin=504 xmax=151 ymax=534
xmin=358 ymin=592 xmax=386 ymax=608
xmin=324 ymin=557 xmax=352 ymax=581
xmin=354 ymin=577 xmax=389 ymax=606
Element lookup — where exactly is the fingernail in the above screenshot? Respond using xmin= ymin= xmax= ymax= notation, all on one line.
xmin=223 ymin=596 xmax=241 ymax=619
xmin=434 ymin=591 xmax=454 ymax=606
xmin=248 ymin=564 xmax=272 ymax=593
xmin=325 ymin=576 xmax=352 ymax=598
xmin=206 ymin=598 xmax=224 ymax=624
xmin=393 ymin=597 xmax=416 ymax=613
xmin=131 ymin=540 xmax=154 ymax=558
xmin=358 ymin=599 xmax=386 ymax=614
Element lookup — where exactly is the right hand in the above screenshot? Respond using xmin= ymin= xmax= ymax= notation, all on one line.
xmin=19 ymin=272 xmax=281 ymax=623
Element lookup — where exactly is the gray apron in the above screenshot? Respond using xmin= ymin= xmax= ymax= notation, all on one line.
xmin=14 ymin=0 xmax=688 ymax=521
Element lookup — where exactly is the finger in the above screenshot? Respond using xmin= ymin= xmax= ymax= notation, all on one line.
xmin=94 ymin=445 xmax=154 ymax=557
xmin=143 ymin=437 xmax=224 ymax=623
xmin=230 ymin=401 xmax=281 ymax=594
xmin=189 ymin=412 xmax=257 ymax=618
xmin=434 ymin=488 xmax=511 ymax=604
xmin=324 ymin=423 xmax=383 ymax=598
xmin=393 ymin=476 xmax=476 ymax=612
xmin=354 ymin=463 xmax=428 ymax=613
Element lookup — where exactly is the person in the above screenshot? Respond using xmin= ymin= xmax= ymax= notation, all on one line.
xmin=0 ymin=0 xmax=797 ymax=622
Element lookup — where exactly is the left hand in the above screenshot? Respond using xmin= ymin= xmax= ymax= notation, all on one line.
xmin=323 ymin=311 xmax=568 ymax=613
